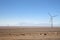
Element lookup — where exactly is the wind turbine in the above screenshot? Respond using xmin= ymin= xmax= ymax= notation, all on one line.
xmin=48 ymin=13 xmax=57 ymax=28
xmin=7 ymin=24 xmax=9 ymax=26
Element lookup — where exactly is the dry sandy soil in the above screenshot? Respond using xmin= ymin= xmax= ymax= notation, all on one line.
xmin=0 ymin=26 xmax=60 ymax=40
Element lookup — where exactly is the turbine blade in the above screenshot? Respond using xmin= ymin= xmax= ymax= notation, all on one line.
xmin=53 ymin=15 xmax=58 ymax=17
xmin=48 ymin=13 xmax=52 ymax=16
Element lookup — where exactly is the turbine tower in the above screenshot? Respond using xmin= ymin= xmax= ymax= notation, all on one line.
xmin=48 ymin=13 xmax=57 ymax=28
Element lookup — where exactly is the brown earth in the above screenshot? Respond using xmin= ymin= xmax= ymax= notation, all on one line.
xmin=0 ymin=26 xmax=60 ymax=40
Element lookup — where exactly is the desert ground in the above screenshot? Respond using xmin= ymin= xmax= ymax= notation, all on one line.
xmin=0 ymin=26 xmax=60 ymax=40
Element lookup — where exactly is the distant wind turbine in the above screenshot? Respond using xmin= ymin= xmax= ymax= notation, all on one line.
xmin=7 ymin=24 xmax=9 ymax=26
xmin=48 ymin=13 xmax=57 ymax=28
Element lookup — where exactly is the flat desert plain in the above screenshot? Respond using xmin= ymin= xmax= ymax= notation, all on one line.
xmin=0 ymin=26 xmax=60 ymax=40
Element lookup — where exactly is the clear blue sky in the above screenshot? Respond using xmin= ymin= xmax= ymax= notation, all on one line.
xmin=0 ymin=0 xmax=60 ymax=27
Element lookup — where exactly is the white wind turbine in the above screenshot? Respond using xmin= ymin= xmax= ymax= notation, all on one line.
xmin=48 ymin=13 xmax=57 ymax=28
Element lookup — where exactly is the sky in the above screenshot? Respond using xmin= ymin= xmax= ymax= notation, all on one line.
xmin=0 ymin=0 xmax=60 ymax=27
